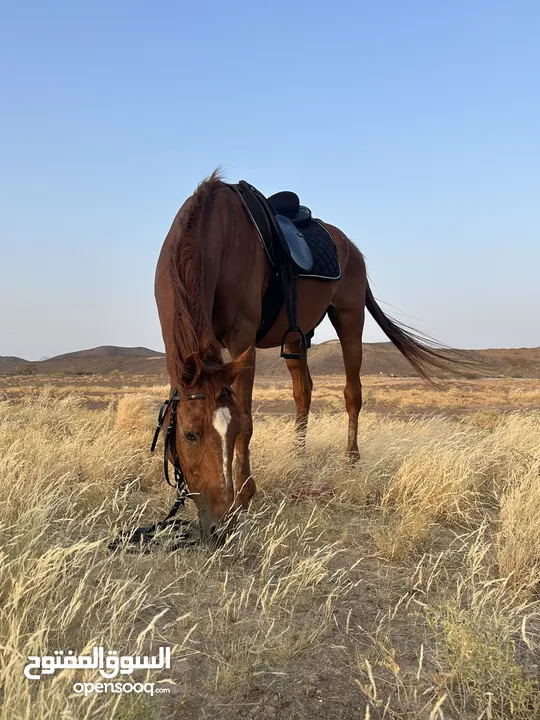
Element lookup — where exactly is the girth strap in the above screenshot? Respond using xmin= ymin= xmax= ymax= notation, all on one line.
xmin=279 ymin=260 xmax=307 ymax=360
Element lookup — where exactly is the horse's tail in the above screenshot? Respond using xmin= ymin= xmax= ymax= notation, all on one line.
xmin=365 ymin=280 xmax=462 ymax=382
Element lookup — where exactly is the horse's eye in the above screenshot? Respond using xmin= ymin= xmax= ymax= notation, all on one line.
xmin=183 ymin=431 xmax=198 ymax=444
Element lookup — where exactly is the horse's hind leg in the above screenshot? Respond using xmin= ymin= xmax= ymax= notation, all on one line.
xmin=328 ymin=305 xmax=364 ymax=457
xmin=285 ymin=339 xmax=313 ymax=446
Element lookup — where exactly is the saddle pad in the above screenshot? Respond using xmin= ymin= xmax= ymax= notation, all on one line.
xmin=297 ymin=219 xmax=341 ymax=281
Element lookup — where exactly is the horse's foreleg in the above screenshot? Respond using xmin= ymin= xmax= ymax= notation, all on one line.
xmin=231 ymin=345 xmax=257 ymax=509
xmin=285 ymin=340 xmax=313 ymax=447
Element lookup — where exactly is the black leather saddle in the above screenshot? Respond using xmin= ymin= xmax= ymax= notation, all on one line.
xmin=266 ymin=192 xmax=313 ymax=271
xmin=267 ymin=192 xmax=312 ymax=226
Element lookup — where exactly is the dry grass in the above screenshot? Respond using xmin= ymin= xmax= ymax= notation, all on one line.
xmin=115 ymin=393 xmax=162 ymax=431
xmin=1 ymin=382 xmax=540 ymax=719
xmin=253 ymin=375 xmax=540 ymax=413
xmin=4 ymin=374 xmax=540 ymax=416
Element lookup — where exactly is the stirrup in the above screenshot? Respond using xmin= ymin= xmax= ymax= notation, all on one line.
xmin=280 ymin=327 xmax=308 ymax=360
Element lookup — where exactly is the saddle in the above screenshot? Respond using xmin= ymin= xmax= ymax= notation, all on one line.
xmin=266 ymin=192 xmax=313 ymax=270
xmin=227 ymin=181 xmax=340 ymax=360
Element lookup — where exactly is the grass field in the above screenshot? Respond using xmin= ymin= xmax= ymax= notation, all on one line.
xmin=1 ymin=374 xmax=540 ymax=719
xmin=3 ymin=373 xmax=540 ymax=414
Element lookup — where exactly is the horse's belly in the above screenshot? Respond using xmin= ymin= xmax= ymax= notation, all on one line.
xmin=255 ymin=277 xmax=338 ymax=349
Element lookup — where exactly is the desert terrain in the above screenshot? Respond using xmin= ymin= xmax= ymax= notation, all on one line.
xmin=1 ymin=344 xmax=540 ymax=719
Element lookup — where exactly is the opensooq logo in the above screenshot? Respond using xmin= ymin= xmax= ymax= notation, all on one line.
xmin=24 ymin=647 xmax=171 ymax=680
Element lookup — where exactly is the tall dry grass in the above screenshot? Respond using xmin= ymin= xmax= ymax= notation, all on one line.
xmin=4 ymin=374 xmax=540 ymax=414
xmin=0 ymin=389 xmax=540 ymax=718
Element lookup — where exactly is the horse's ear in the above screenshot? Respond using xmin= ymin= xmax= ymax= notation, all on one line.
xmin=228 ymin=347 xmax=254 ymax=378
xmin=182 ymin=352 xmax=202 ymax=387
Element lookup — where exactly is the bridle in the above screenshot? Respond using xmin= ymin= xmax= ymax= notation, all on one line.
xmin=148 ymin=384 xmax=233 ymax=525
xmin=108 ymin=383 xmax=232 ymax=551
xmin=149 ymin=386 xmax=205 ymax=521
xmin=151 ymin=387 xmax=201 ymax=487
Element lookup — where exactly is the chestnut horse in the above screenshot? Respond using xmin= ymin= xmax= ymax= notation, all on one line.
xmin=155 ymin=172 xmax=451 ymax=541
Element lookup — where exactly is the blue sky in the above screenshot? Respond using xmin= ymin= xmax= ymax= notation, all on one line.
xmin=1 ymin=0 xmax=539 ymax=360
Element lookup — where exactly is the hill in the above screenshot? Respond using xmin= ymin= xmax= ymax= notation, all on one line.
xmin=2 ymin=342 xmax=540 ymax=378
xmin=49 ymin=345 xmax=163 ymax=360
xmin=0 ymin=346 xmax=165 ymax=376
xmin=255 ymin=342 xmax=540 ymax=379
xmin=255 ymin=341 xmax=424 ymax=377
xmin=0 ymin=356 xmax=29 ymax=373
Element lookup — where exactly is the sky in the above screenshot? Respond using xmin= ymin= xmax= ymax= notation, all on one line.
xmin=1 ymin=1 xmax=539 ymax=360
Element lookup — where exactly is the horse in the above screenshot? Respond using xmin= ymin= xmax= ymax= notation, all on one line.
xmin=154 ymin=171 xmax=452 ymax=542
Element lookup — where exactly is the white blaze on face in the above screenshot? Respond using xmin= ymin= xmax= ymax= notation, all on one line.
xmin=212 ymin=406 xmax=233 ymax=502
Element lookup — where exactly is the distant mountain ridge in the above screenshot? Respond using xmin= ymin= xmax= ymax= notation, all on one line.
xmin=49 ymin=346 xmax=164 ymax=360
xmin=0 ymin=346 xmax=165 ymax=375
xmin=2 ymin=342 xmax=540 ymax=378
xmin=0 ymin=356 xmax=28 ymax=372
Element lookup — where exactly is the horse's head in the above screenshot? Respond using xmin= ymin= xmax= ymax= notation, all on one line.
xmin=171 ymin=350 xmax=253 ymax=543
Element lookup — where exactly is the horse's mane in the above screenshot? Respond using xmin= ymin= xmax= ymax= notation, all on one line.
xmin=168 ymin=171 xmax=240 ymax=400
